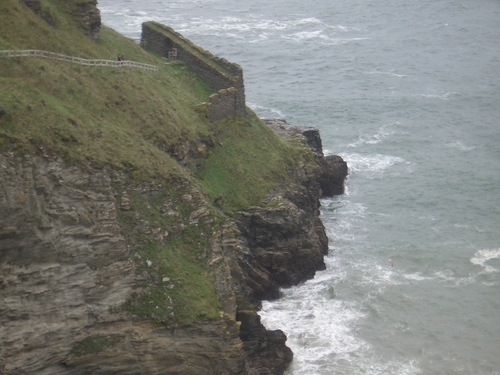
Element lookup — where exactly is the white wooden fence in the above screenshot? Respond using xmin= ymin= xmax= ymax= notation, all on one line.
xmin=0 ymin=50 xmax=158 ymax=72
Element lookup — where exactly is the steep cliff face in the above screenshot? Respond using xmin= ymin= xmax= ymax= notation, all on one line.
xmin=231 ymin=120 xmax=347 ymax=373
xmin=74 ymin=0 xmax=101 ymax=41
xmin=0 ymin=154 xmax=246 ymax=374
xmin=235 ymin=161 xmax=328 ymax=303
xmin=0 ymin=125 xmax=346 ymax=374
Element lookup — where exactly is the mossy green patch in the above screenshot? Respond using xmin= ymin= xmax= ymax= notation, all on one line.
xmin=122 ymin=247 xmax=220 ymax=325
xmin=116 ymin=186 xmax=222 ymax=326
xmin=200 ymin=113 xmax=305 ymax=212
xmin=70 ymin=335 xmax=124 ymax=357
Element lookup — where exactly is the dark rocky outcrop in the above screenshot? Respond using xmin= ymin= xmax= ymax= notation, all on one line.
xmin=318 ymin=155 xmax=348 ymax=197
xmin=21 ymin=0 xmax=101 ymax=40
xmin=230 ymin=119 xmax=346 ymax=373
xmin=235 ymin=198 xmax=328 ymax=303
xmin=74 ymin=0 xmax=101 ymax=41
xmin=237 ymin=298 xmax=293 ymax=375
xmin=235 ymin=121 xmax=345 ymax=304
xmin=263 ymin=119 xmax=348 ymax=198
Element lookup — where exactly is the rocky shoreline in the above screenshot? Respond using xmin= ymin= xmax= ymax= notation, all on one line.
xmin=235 ymin=119 xmax=347 ymax=374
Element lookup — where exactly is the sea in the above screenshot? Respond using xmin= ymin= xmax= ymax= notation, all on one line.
xmin=98 ymin=1 xmax=500 ymax=374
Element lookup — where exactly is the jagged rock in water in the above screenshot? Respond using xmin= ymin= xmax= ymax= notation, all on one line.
xmin=237 ymin=298 xmax=293 ymax=375
xmin=318 ymin=154 xmax=348 ymax=197
xmin=236 ymin=201 xmax=328 ymax=303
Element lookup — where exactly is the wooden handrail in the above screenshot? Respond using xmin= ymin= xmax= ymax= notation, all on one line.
xmin=0 ymin=49 xmax=158 ymax=72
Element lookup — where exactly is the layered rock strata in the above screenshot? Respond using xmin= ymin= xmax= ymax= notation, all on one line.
xmin=0 ymin=120 xmax=346 ymax=374
xmin=0 ymin=154 xmax=244 ymax=374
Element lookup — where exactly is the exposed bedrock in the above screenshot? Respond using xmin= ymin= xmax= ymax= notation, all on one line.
xmin=237 ymin=297 xmax=293 ymax=375
xmin=0 ymin=120 xmax=345 ymax=374
xmin=230 ymin=119 xmax=347 ymax=373
xmin=263 ymin=119 xmax=348 ymax=198
xmin=318 ymin=155 xmax=349 ymax=196
xmin=0 ymin=154 xmax=245 ymax=375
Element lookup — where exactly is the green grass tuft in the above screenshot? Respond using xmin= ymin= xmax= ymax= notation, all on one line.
xmin=70 ymin=335 xmax=124 ymax=357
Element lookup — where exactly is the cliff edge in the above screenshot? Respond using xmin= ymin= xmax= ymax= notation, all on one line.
xmin=0 ymin=1 xmax=347 ymax=374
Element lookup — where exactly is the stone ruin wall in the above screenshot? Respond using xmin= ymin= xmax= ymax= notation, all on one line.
xmin=141 ymin=22 xmax=246 ymax=121
xmin=202 ymin=87 xmax=240 ymax=121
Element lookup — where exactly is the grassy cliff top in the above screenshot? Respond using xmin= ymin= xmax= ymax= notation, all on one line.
xmin=0 ymin=0 xmax=307 ymax=212
xmin=0 ymin=0 xmax=311 ymax=327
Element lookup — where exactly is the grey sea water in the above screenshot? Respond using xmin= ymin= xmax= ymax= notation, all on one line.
xmin=99 ymin=0 xmax=500 ymax=374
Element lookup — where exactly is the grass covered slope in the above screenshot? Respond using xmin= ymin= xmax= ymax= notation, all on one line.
xmin=0 ymin=0 xmax=309 ymax=326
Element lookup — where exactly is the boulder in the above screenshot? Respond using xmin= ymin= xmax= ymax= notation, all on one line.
xmin=318 ymin=154 xmax=348 ymax=197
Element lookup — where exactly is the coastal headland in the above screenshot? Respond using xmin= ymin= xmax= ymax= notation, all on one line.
xmin=0 ymin=1 xmax=347 ymax=374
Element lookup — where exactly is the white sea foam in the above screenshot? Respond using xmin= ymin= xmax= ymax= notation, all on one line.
xmin=261 ymin=281 xmax=420 ymax=375
xmin=345 ymin=123 xmax=399 ymax=148
xmin=470 ymin=249 xmax=500 ymax=273
xmin=432 ymin=269 xmax=477 ymax=286
xmin=446 ymin=140 xmax=476 ymax=151
xmin=282 ymin=30 xmax=328 ymax=42
xmin=340 ymin=153 xmax=406 ymax=175
xmin=403 ymin=272 xmax=431 ymax=281
xmin=417 ymin=92 xmax=461 ymax=100
xmin=260 ymin=286 xmax=369 ymax=373
xmin=356 ymin=263 xmax=402 ymax=286
xmin=247 ymin=102 xmax=286 ymax=118
xmin=364 ymin=70 xmax=407 ymax=78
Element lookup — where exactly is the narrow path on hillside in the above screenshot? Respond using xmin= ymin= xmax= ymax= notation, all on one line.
xmin=0 ymin=50 xmax=158 ymax=72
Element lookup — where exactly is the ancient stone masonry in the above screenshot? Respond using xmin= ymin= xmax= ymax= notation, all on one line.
xmin=141 ymin=21 xmax=246 ymax=121
xmin=201 ymin=87 xmax=241 ymax=121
